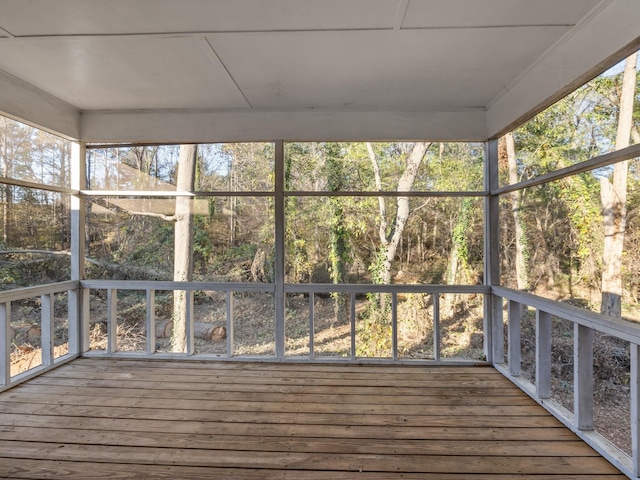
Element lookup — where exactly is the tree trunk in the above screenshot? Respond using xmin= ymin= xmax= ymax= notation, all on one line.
xmin=600 ymin=53 xmax=636 ymax=318
xmin=172 ymin=144 xmax=197 ymax=352
xmin=504 ymin=133 xmax=528 ymax=290
xmin=367 ymin=142 xmax=431 ymax=285
xmin=382 ymin=143 xmax=431 ymax=284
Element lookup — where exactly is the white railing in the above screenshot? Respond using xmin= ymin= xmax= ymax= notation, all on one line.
xmin=492 ymin=286 xmax=640 ymax=480
xmin=80 ymin=280 xmax=489 ymax=363
xmin=0 ymin=280 xmax=80 ymax=392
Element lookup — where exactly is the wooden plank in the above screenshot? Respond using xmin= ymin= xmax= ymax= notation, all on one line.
xmin=0 ymin=416 xmax=571 ymax=441
xmin=0 ymin=441 xmax=622 ymax=474
xmin=0 ymin=393 xmax=547 ymax=416
xmin=53 ymin=359 xmax=503 ymax=377
xmin=25 ymin=376 xmax=527 ymax=395
xmin=6 ymin=385 xmax=534 ymax=405
xmin=0 ymin=414 xmax=570 ymax=441
xmin=0 ymin=402 xmax=554 ymax=426
xmin=43 ymin=357 xmax=503 ymax=373
xmin=37 ymin=367 xmax=514 ymax=385
xmin=0 ymin=428 xmax=597 ymax=457
xmin=17 ymin=378 xmax=537 ymax=397
xmin=0 ymin=458 xmax=627 ymax=480
xmin=39 ymin=362 xmax=509 ymax=380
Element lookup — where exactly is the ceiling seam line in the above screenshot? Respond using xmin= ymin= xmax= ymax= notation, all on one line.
xmin=393 ymin=0 xmax=410 ymax=30
xmin=0 ymin=24 xmax=578 ymax=40
xmin=201 ymin=37 xmax=253 ymax=110
xmin=0 ymin=26 xmax=16 ymax=38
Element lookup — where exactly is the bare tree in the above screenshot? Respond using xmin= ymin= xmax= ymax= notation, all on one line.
xmin=367 ymin=142 xmax=431 ymax=284
xmin=172 ymin=144 xmax=197 ymax=352
xmin=600 ymin=52 xmax=637 ymax=317
xmin=503 ymin=133 xmax=528 ymax=290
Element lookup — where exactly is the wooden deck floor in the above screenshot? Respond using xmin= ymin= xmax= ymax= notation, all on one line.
xmin=0 ymin=358 xmax=626 ymax=479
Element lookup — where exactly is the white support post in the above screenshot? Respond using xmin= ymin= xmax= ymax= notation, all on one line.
xmin=433 ymin=294 xmax=441 ymax=362
xmin=350 ymin=293 xmax=356 ymax=360
xmin=484 ymin=139 xmax=501 ymax=364
xmin=274 ymin=140 xmax=285 ymax=359
xmin=631 ymin=343 xmax=640 ymax=476
xmin=574 ymin=324 xmax=594 ymax=431
xmin=226 ymin=291 xmax=234 ymax=358
xmin=107 ymin=289 xmax=117 ymax=354
xmin=536 ymin=310 xmax=552 ymax=399
xmin=146 ymin=289 xmax=155 ymax=355
xmin=492 ymin=296 xmax=504 ymax=364
xmin=308 ymin=292 xmax=315 ymax=359
xmin=186 ymin=290 xmax=194 ymax=355
xmin=0 ymin=302 xmax=10 ymax=385
xmin=41 ymin=294 xmax=55 ymax=366
xmin=391 ymin=292 xmax=398 ymax=361
xmin=508 ymin=300 xmax=521 ymax=376
xmin=70 ymin=141 xmax=87 ymax=354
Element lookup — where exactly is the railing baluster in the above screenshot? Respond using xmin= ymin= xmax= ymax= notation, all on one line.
xmin=107 ymin=289 xmax=117 ymax=354
xmin=308 ymin=292 xmax=315 ymax=359
xmin=226 ymin=291 xmax=234 ymax=358
xmin=574 ymin=324 xmax=594 ymax=431
xmin=146 ymin=289 xmax=155 ymax=355
xmin=350 ymin=293 xmax=356 ymax=360
xmin=631 ymin=343 xmax=640 ymax=476
xmin=0 ymin=302 xmax=10 ymax=385
xmin=433 ymin=294 xmax=441 ymax=362
xmin=536 ymin=310 xmax=552 ymax=399
xmin=491 ymin=295 xmax=504 ymax=364
xmin=186 ymin=290 xmax=194 ymax=356
xmin=508 ymin=300 xmax=521 ymax=376
xmin=68 ymin=288 xmax=80 ymax=355
xmin=81 ymin=288 xmax=90 ymax=353
xmin=391 ymin=292 xmax=398 ymax=361
xmin=41 ymin=294 xmax=54 ymax=367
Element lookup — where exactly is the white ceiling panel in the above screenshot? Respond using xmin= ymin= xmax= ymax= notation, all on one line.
xmin=0 ymin=0 xmax=637 ymax=142
xmin=401 ymin=0 xmax=603 ymax=28
xmin=0 ymin=37 xmax=249 ymax=110
xmin=208 ymin=27 xmax=570 ymax=110
xmin=0 ymin=0 xmax=398 ymax=36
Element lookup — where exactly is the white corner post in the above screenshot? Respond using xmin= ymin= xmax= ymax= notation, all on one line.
xmin=274 ymin=140 xmax=285 ymax=358
xmin=70 ymin=141 xmax=88 ymax=354
xmin=484 ymin=139 xmax=501 ymax=364
xmin=631 ymin=343 xmax=640 ymax=476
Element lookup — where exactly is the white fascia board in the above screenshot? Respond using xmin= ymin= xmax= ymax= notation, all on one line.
xmin=486 ymin=0 xmax=640 ymax=139
xmin=0 ymin=70 xmax=80 ymax=140
xmin=80 ymin=109 xmax=487 ymax=144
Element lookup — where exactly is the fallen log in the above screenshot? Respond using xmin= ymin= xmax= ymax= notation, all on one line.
xmin=194 ymin=323 xmax=226 ymax=341
xmin=152 ymin=320 xmax=225 ymax=341
xmin=155 ymin=320 xmax=173 ymax=339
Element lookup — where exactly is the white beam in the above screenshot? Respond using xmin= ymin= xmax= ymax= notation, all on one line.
xmin=79 ymin=109 xmax=487 ymax=143
xmin=487 ymin=0 xmax=640 ymax=138
xmin=0 ymin=70 xmax=79 ymax=139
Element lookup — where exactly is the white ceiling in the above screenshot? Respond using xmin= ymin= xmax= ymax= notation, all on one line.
xmin=0 ymin=0 xmax=638 ymax=142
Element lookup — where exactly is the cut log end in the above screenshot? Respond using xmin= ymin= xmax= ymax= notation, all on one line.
xmin=194 ymin=322 xmax=226 ymax=341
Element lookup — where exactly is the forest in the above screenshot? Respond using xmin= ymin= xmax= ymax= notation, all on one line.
xmin=0 ymin=52 xmax=638 ymax=342
xmin=1 ymin=54 xmax=639 ymax=321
